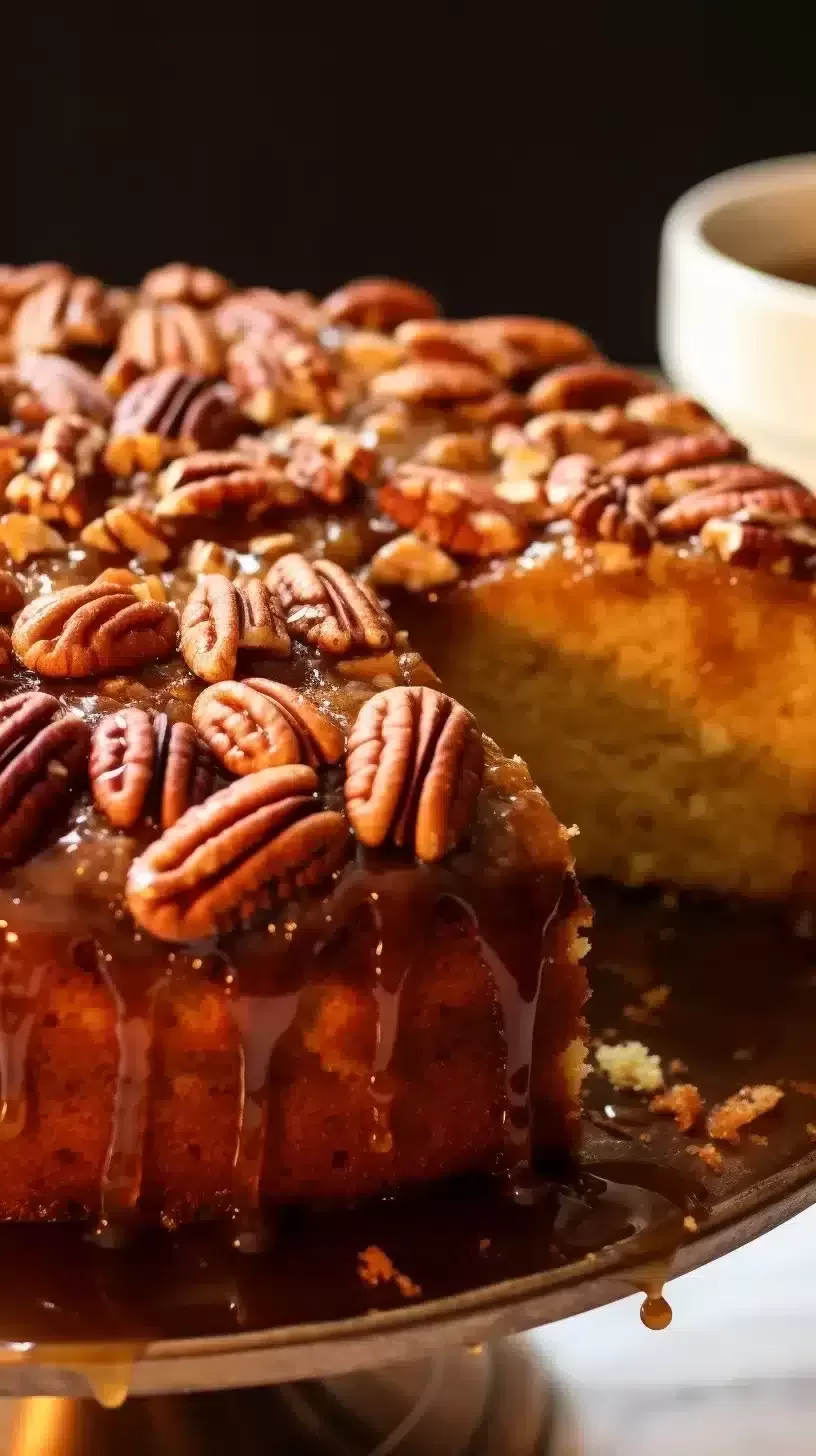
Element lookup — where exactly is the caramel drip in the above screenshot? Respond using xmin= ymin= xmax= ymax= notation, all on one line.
xmin=227 ymin=984 xmax=302 ymax=1251
xmin=0 ymin=948 xmax=48 ymax=1142
xmin=452 ymin=874 xmax=567 ymax=1179
xmin=93 ymin=945 xmax=165 ymax=1244
xmin=640 ymin=1291 xmax=673 ymax=1330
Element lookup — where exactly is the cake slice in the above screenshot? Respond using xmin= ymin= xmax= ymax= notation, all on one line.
xmin=0 ymin=556 xmax=589 ymax=1237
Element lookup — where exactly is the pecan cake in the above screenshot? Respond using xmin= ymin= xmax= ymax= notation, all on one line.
xmin=0 ymin=263 xmax=594 ymax=1235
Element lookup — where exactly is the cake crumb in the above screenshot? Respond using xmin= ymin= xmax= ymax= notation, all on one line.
xmin=669 ymin=1058 xmax=688 ymax=1076
xmin=806 ymin=1123 xmax=816 ymax=1140
xmin=638 ymin=1131 xmax=652 ymax=1143
xmin=479 ymin=1237 xmax=491 ymax=1251
xmin=565 ymin=824 xmax=580 ymax=838
xmin=650 ymin=1082 xmax=704 ymax=1133
xmin=596 ymin=1040 xmax=663 ymax=1093
xmin=707 ymin=1084 xmax=784 ymax=1143
xmin=748 ymin=1133 xmax=768 ymax=1147
xmin=688 ymin=1142 xmax=724 ymax=1172
xmin=357 ymin=1245 xmax=422 ymax=1299
xmin=791 ymin=1081 xmax=816 ymax=1097
xmin=624 ymin=984 xmax=671 ymax=1025
xmin=683 ymin=1215 xmax=699 ymax=1233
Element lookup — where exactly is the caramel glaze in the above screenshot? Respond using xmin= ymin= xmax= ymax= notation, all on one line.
xmin=0 ymin=624 xmax=589 ymax=1244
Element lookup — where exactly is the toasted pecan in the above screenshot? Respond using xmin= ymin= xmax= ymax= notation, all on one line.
xmin=11 ymin=581 xmax=178 ymax=678
xmin=192 ymin=678 xmax=344 ymax=775
xmin=90 ymin=709 xmax=214 ymax=830
xmin=140 ymin=262 xmax=233 ymax=309
xmin=345 ymin=685 xmax=483 ymax=862
xmin=0 ymin=690 xmax=89 ymax=863
xmin=180 ymin=575 xmax=290 ymax=683
xmin=268 ymin=553 xmax=394 ymax=655
xmin=322 ymin=277 xmax=439 ymax=331
xmin=125 ymin=765 xmax=349 ymax=941
xmin=156 ymin=449 xmax=301 ymax=519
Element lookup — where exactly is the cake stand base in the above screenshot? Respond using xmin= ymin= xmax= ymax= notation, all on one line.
xmin=0 ymin=1337 xmax=577 ymax=1455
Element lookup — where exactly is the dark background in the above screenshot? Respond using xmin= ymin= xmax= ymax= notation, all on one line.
xmin=6 ymin=6 xmax=814 ymax=362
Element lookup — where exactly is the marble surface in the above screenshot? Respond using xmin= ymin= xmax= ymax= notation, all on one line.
xmin=538 ymin=1203 xmax=816 ymax=1453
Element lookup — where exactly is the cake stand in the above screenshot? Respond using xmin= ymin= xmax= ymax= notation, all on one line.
xmin=1 ymin=886 xmax=814 ymax=1452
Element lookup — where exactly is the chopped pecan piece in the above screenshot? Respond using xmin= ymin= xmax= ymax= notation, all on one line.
xmin=192 ymin=678 xmax=344 ymax=775
xmin=699 ymin=517 xmax=816 ymax=571
xmin=340 ymin=329 xmax=405 ymax=381
xmin=12 ymin=353 xmax=113 ymax=426
xmin=345 ymin=685 xmax=484 ymax=862
xmin=185 ymin=538 xmax=239 ymax=578
xmin=528 ymin=362 xmax=655 ymax=413
xmin=378 ymin=462 xmax=526 ymax=557
xmin=228 ymin=329 xmax=345 ymax=425
xmin=625 ymin=391 xmax=716 ymax=434
xmin=370 ymin=358 xmax=498 ymax=406
xmin=649 ymin=1083 xmax=704 ymax=1133
xmin=90 ymin=708 xmax=214 ymax=830
xmin=0 ymin=570 xmax=24 ymax=616
xmin=368 ymin=532 xmax=461 ymax=592
xmin=0 ymin=428 xmax=39 ymax=491
xmin=6 ymin=413 xmax=106 ymax=528
xmin=268 ymin=553 xmax=394 ymax=655
xmin=0 ymin=690 xmax=90 ymax=863
xmin=707 ymin=1084 xmax=784 ymax=1143
xmin=283 ymin=424 xmax=377 ymax=504
xmin=12 ymin=276 xmax=119 ymax=354
xmin=105 ymin=369 xmax=243 ymax=474
xmin=110 ymin=303 xmax=224 ymax=381
xmin=140 ymin=262 xmax=232 ymax=308
xmin=81 ymin=505 xmax=172 ymax=563
xmin=11 ymin=581 xmax=178 ymax=677
xmin=0 ymin=513 xmax=68 ymax=563
xmin=655 ymin=468 xmax=816 ymax=536
xmin=125 ymin=764 xmax=349 ymax=942
xmin=418 ymin=432 xmax=493 ymax=471
xmin=322 ymin=277 xmax=440 ymax=331
xmin=156 ymin=450 xmax=301 ymax=520
xmin=180 ymin=575 xmax=290 ymax=683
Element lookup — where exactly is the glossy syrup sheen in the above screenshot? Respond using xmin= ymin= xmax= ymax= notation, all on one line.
xmin=1 ymin=884 xmax=813 ymax=1355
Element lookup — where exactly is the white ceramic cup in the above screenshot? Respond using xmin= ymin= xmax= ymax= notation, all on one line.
xmin=658 ymin=154 xmax=816 ymax=486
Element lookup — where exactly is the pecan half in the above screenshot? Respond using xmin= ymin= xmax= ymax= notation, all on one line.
xmin=269 ymin=553 xmax=394 ymax=655
xmin=192 ymin=678 xmax=344 ymax=775
xmin=140 ymin=262 xmax=233 ymax=309
xmin=655 ymin=469 xmax=816 ymax=536
xmin=105 ymin=369 xmax=243 ymax=474
xmin=0 ymin=690 xmax=89 ymax=863
xmin=112 ymin=303 xmax=224 ymax=379
xmin=11 ymin=582 xmax=178 ymax=678
xmin=397 ymin=315 xmax=596 ymax=383
xmin=90 ymin=708 xmax=214 ymax=830
xmin=0 ymin=263 xmax=71 ymax=306
xmin=570 ymin=481 xmax=654 ymax=552
xmin=609 ymin=427 xmax=746 ymax=485
xmin=125 ymin=764 xmax=349 ymax=942
xmin=228 ymin=329 xmax=345 ymax=424
xmin=156 ymin=450 xmax=301 ymax=519
xmin=528 ymin=362 xmax=655 ymax=413
xmin=213 ymin=288 xmax=320 ymax=344
xmin=378 ymin=463 xmax=526 ymax=557
xmin=13 ymin=353 xmax=113 ymax=426
xmin=0 ymin=570 xmax=24 ymax=615
xmin=180 ymin=575 xmax=290 ymax=683
xmin=322 ymin=278 xmax=440 ymax=331
xmin=12 ymin=276 xmax=118 ymax=354
xmin=345 ymin=685 xmax=484 ymax=862
xmin=80 ymin=505 xmax=172 ymax=563
xmin=370 ymin=358 xmax=498 ymax=406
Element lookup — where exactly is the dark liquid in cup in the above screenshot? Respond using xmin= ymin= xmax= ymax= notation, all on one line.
xmin=757 ymin=257 xmax=816 ymax=288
